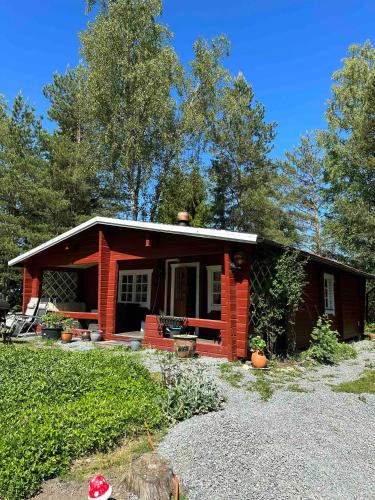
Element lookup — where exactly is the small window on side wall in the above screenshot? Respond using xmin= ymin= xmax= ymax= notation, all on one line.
xmin=324 ymin=273 xmax=335 ymax=315
xmin=207 ymin=265 xmax=222 ymax=312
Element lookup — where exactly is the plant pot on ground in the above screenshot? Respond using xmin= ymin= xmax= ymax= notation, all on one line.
xmin=249 ymin=335 xmax=267 ymax=368
xmin=61 ymin=317 xmax=75 ymax=343
xmin=173 ymin=334 xmax=197 ymax=358
xmin=41 ymin=312 xmax=64 ymax=340
xmin=90 ymin=330 xmax=103 ymax=342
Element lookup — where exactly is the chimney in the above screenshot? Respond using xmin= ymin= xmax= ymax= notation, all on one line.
xmin=176 ymin=211 xmax=190 ymax=226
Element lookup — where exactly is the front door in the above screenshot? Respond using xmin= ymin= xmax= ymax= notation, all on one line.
xmin=174 ymin=267 xmax=188 ymax=317
xmin=172 ymin=264 xmax=198 ymax=318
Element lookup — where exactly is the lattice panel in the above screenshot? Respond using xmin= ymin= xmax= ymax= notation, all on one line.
xmin=249 ymin=258 xmax=274 ymax=327
xmin=42 ymin=271 xmax=79 ymax=303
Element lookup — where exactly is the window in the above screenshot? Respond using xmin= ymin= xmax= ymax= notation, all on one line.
xmin=118 ymin=270 xmax=153 ymax=308
xmin=207 ymin=265 xmax=222 ymax=312
xmin=324 ymin=273 xmax=335 ymax=315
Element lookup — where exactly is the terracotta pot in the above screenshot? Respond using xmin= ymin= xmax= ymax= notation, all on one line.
xmin=174 ymin=335 xmax=197 ymax=358
xmin=368 ymin=333 xmax=375 ymax=341
xmin=61 ymin=331 xmax=73 ymax=344
xmin=251 ymin=350 xmax=267 ymax=369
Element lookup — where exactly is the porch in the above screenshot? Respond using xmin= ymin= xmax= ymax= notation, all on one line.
xmin=21 ymin=226 xmax=252 ymax=359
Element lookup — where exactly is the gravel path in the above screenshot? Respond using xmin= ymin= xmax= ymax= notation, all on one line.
xmin=156 ymin=341 xmax=375 ymax=500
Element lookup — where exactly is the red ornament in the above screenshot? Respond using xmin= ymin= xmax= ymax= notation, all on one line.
xmin=88 ymin=475 xmax=112 ymax=500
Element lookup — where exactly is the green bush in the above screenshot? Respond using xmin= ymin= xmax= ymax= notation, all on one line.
xmin=304 ymin=316 xmax=356 ymax=364
xmin=0 ymin=345 xmax=166 ymax=499
xmin=159 ymin=354 xmax=224 ymax=423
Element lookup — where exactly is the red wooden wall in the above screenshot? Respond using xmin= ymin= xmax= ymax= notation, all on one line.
xmin=20 ymin=222 xmax=367 ymax=358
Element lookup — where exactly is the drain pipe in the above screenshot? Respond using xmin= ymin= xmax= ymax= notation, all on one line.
xmin=164 ymin=258 xmax=180 ymax=313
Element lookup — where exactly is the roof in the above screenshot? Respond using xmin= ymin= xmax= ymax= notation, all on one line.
xmin=8 ymin=216 xmax=258 ymax=266
xmin=261 ymin=239 xmax=375 ymax=280
xmin=8 ymin=216 xmax=375 ymax=279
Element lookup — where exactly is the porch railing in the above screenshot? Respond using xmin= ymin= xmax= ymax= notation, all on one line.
xmin=57 ymin=311 xmax=99 ymax=321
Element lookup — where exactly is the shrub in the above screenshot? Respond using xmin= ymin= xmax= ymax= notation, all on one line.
xmin=159 ymin=354 xmax=224 ymax=423
xmin=0 ymin=345 xmax=166 ymax=499
xmin=249 ymin=335 xmax=267 ymax=352
xmin=304 ymin=316 xmax=356 ymax=364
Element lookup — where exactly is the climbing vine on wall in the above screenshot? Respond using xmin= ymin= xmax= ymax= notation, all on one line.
xmin=253 ymin=249 xmax=308 ymax=355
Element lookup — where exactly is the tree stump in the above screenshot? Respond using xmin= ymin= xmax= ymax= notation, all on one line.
xmin=120 ymin=452 xmax=175 ymax=500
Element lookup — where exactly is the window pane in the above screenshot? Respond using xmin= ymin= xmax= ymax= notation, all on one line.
xmin=213 ymin=293 xmax=221 ymax=305
xmin=213 ymin=271 xmax=221 ymax=282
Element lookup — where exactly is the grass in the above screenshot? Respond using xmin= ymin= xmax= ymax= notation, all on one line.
xmin=63 ymin=429 xmax=166 ymax=482
xmin=287 ymin=384 xmax=313 ymax=393
xmin=333 ymin=370 xmax=375 ymax=394
xmin=219 ymin=362 xmax=244 ymax=387
xmin=247 ymin=371 xmax=274 ymax=401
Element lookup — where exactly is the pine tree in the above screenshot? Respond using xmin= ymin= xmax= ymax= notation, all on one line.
xmin=43 ymin=65 xmax=117 ymax=228
xmin=280 ymin=132 xmax=328 ymax=254
xmin=0 ymin=95 xmax=65 ymax=304
xmin=207 ymin=73 xmax=296 ymax=242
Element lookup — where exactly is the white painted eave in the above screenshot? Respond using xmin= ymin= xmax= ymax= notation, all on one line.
xmin=8 ymin=216 xmax=258 ymax=267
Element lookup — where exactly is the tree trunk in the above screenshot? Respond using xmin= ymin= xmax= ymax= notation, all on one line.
xmin=120 ymin=452 xmax=175 ymax=500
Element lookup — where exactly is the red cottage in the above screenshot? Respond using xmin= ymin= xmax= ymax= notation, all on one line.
xmin=8 ymin=216 xmax=374 ymax=359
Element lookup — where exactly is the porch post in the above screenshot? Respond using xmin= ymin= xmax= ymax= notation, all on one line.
xmin=221 ymin=246 xmax=237 ymax=360
xmin=234 ymin=263 xmax=250 ymax=358
xmin=98 ymin=229 xmax=110 ymax=337
xmin=22 ymin=265 xmax=33 ymax=313
xmin=22 ymin=264 xmax=42 ymax=312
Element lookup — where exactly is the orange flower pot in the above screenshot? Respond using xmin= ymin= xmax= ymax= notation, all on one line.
xmin=251 ymin=350 xmax=267 ymax=369
xmin=61 ymin=331 xmax=73 ymax=344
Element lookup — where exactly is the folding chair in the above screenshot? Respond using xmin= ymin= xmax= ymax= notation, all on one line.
xmin=3 ymin=297 xmax=49 ymax=340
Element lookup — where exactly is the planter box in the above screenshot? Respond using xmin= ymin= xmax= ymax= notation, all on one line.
xmin=42 ymin=327 xmax=62 ymax=340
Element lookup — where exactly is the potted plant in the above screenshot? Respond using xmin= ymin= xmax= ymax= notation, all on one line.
xmin=173 ymin=333 xmax=198 ymax=358
xmin=42 ymin=312 xmax=64 ymax=340
xmin=249 ymin=335 xmax=267 ymax=368
xmin=61 ymin=317 xmax=75 ymax=343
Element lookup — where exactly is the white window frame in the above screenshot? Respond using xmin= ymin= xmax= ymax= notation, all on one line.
xmin=323 ymin=273 xmax=335 ymax=315
xmin=117 ymin=269 xmax=153 ymax=309
xmin=207 ymin=265 xmax=222 ymax=313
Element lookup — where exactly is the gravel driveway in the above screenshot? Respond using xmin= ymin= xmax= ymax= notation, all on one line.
xmin=157 ymin=341 xmax=375 ymax=500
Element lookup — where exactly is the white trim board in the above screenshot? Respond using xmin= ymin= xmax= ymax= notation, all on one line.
xmin=8 ymin=216 xmax=258 ymax=266
xmin=170 ymin=262 xmax=200 ymax=318
xmin=207 ymin=265 xmax=222 ymax=313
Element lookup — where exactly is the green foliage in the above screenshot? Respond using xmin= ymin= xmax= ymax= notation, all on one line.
xmin=61 ymin=316 xmax=76 ymax=332
xmin=159 ymin=354 xmax=224 ymax=423
xmin=333 ymin=370 xmax=375 ymax=394
xmin=219 ymin=362 xmax=244 ymax=387
xmin=324 ymin=41 xmax=375 ymax=272
xmin=0 ymin=345 xmax=165 ymax=499
xmin=247 ymin=371 xmax=274 ymax=401
xmin=249 ymin=335 xmax=267 ymax=352
xmin=254 ymin=249 xmax=308 ymax=354
xmin=304 ymin=316 xmax=357 ymax=365
xmin=280 ymin=131 xmax=328 ymax=254
xmin=41 ymin=312 xmax=65 ymax=328
xmin=80 ymin=0 xmax=183 ymax=220
xmin=206 ymin=73 xmax=296 ymax=243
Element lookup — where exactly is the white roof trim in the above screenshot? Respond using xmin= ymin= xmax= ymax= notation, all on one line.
xmin=8 ymin=216 xmax=258 ymax=266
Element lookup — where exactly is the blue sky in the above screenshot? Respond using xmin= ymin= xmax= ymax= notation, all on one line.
xmin=0 ymin=0 xmax=374 ymax=158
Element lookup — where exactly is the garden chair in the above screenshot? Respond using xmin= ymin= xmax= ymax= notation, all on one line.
xmin=2 ymin=298 xmax=49 ymax=341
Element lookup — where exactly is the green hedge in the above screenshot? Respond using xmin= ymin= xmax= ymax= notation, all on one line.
xmin=0 ymin=345 xmax=166 ymax=499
